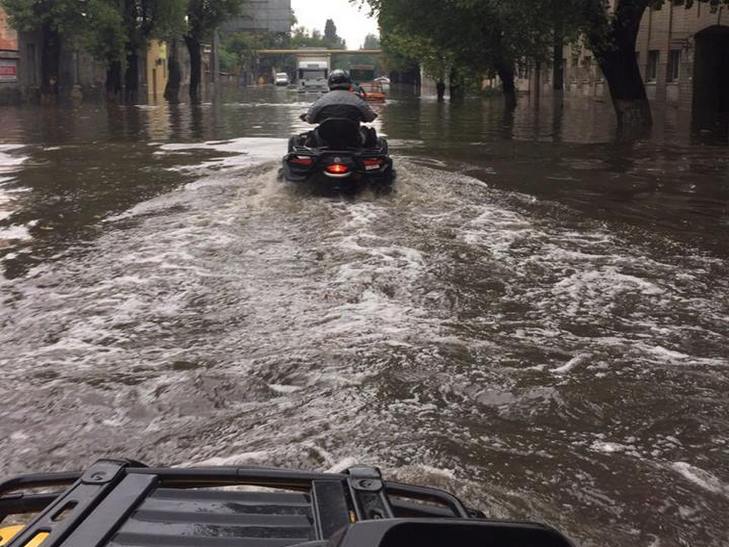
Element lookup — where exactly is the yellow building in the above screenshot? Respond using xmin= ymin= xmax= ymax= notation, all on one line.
xmin=0 ymin=7 xmax=17 ymax=50
xmin=146 ymin=40 xmax=168 ymax=101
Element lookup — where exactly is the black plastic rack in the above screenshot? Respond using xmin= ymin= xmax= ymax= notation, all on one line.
xmin=0 ymin=459 xmax=573 ymax=546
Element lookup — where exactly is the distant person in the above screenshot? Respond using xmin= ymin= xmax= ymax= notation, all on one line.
xmin=304 ymin=70 xmax=378 ymax=147
xmin=436 ymin=80 xmax=446 ymax=102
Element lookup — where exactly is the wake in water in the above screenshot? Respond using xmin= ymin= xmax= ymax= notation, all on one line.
xmin=1 ymin=139 xmax=727 ymax=545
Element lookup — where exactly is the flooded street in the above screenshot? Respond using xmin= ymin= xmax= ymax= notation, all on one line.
xmin=1 ymin=87 xmax=728 ymax=546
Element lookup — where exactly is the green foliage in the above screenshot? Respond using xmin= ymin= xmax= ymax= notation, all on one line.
xmin=323 ymin=19 xmax=346 ymax=49
xmin=82 ymin=1 xmax=127 ymax=62
xmin=290 ymin=26 xmax=328 ymax=48
xmin=362 ymin=33 xmax=380 ymax=49
xmin=0 ymin=0 xmax=189 ymax=63
xmin=186 ymin=0 xmax=245 ymax=41
xmin=366 ymin=0 xmax=729 ymax=86
xmin=1 ymin=0 xmax=85 ymax=34
xmin=222 ymin=30 xmax=295 ymax=76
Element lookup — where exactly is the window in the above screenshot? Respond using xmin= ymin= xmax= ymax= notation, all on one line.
xmin=647 ymin=50 xmax=659 ymax=82
xmin=667 ymin=49 xmax=680 ymax=82
xmin=299 ymin=69 xmax=327 ymax=80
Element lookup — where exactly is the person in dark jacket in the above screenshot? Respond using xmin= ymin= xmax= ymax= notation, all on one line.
xmin=303 ymin=69 xmax=378 ymax=147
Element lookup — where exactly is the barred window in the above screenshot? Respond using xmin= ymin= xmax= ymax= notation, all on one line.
xmin=667 ymin=50 xmax=680 ymax=82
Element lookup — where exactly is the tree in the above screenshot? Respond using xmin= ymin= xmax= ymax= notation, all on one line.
xmin=290 ymin=26 xmax=328 ymax=48
xmin=368 ymin=0 xmax=729 ymax=130
xmin=222 ymin=30 xmax=293 ymax=85
xmin=180 ymin=0 xmax=245 ymax=103
xmin=323 ymin=18 xmax=346 ymax=49
xmin=1 ymin=0 xmax=187 ymax=102
xmin=578 ymin=0 xmax=729 ymax=134
xmin=362 ymin=33 xmax=380 ymax=50
xmin=369 ymin=0 xmax=555 ymax=107
xmin=0 ymin=0 xmax=89 ymax=99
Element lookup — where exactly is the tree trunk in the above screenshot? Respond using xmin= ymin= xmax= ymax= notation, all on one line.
xmin=186 ymin=35 xmax=202 ymax=104
xmin=449 ymin=67 xmax=463 ymax=102
xmin=164 ymin=39 xmax=182 ymax=103
xmin=124 ymin=45 xmax=139 ymax=103
xmin=40 ymin=22 xmax=61 ymax=102
xmin=589 ymin=0 xmax=652 ymax=134
xmin=497 ymin=63 xmax=517 ymax=110
xmin=553 ymin=29 xmax=564 ymax=92
xmin=106 ymin=60 xmax=123 ymax=100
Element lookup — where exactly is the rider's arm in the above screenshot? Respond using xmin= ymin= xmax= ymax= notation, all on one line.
xmin=305 ymin=102 xmax=320 ymax=124
xmin=361 ymin=102 xmax=378 ymax=123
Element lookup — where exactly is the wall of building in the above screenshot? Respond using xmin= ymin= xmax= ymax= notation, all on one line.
xmin=0 ymin=7 xmax=16 ymax=50
xmin=0 ymin=7 xmax=20 ymax=104
xmin=145 ymin=41 xmax=169 ymax=101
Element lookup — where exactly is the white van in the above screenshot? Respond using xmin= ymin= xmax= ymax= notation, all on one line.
xmin=297 ymin=60 xmax=329 ymax=92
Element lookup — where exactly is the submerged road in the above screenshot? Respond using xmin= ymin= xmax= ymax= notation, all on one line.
xmin=1 ymin=87 xmax=728 ymax=546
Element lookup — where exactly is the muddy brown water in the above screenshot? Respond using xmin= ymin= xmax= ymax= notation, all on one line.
xmin=1 ymin=87 xmax=728 ymax=546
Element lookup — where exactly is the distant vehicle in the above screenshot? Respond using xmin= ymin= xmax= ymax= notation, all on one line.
xmin=375 ymin=75 xmax=391 ymax=93
xmin=298 ymin=57 xmax=330 ymax=92
xmin=350 ymin=65 xmax=387 ymax=102
xmin=359 ymin=81 xmax=386 ymax=103
xmin=275 ymin=72 xmax=290 ymax=86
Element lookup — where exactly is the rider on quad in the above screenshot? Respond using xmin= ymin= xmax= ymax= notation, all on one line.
xmin=301 ymin=69 xmax=379 ymax=148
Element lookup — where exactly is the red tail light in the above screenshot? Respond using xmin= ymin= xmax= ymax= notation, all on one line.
xmin=363 ymin=158 xmax=383 ymax=171
xmin=290 ymin=156 xmax=314 ymax=166
xmin=325 ymin=163 xmax=350 ymax=175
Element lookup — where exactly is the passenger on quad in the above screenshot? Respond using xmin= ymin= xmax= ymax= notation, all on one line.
xmin=301 ymin=69 xmax=379 ymax=148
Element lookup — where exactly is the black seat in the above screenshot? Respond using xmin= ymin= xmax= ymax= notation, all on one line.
xmin=315 ymin=118 xmax=362 ymax=149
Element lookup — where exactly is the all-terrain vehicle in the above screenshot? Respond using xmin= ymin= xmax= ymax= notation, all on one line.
xmin=282 ymin=118 xmax=394 ymax=187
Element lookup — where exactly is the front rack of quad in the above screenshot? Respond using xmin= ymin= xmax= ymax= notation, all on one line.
xmin=0 ymin=459 xmax=573 ymax=546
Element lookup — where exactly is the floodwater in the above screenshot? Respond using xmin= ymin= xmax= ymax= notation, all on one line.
xmin=1 ymin=87 xmax=728 ymax=546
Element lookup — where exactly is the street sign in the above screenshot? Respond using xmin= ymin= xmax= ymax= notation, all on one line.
xmin=0 ymin=58 xmax=17 ymax=82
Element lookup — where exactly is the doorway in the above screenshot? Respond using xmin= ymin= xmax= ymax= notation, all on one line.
xmin=692 ymin=25 xmax=729 ymax=139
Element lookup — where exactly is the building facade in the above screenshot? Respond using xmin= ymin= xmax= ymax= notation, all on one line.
xmin=519 ymin=2 xmax=729 ymax=132
xmin=223 ymin=0 xmax=292 ymax=35
xmin=0 ymin=7 xmax=20 ymax=103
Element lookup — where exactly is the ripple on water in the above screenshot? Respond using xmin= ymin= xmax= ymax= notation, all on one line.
xmin=0 ymin=154 xmax=728 ymax=545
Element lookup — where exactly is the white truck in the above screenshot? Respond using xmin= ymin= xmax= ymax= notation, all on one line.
xmin=297 ymin=55 xmax=330 ymax=93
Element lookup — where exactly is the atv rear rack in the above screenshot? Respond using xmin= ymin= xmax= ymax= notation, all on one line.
xmin=0 ymin=459 xmax=573 ymax=546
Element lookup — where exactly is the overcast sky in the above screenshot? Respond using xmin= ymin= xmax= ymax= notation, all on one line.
xmin=291 ymin=0 xmax=379 ymax=50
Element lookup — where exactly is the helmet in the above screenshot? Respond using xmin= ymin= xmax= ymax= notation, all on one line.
xmin=328 ymin=69 xmax=352 ymax=91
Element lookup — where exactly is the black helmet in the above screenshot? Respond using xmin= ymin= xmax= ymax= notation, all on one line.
xmin=328 ymin=69 xmax=352 ymax=91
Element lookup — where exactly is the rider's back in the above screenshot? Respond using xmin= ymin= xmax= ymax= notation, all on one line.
xmin=307 ymin=90 xmax=377 ymax=124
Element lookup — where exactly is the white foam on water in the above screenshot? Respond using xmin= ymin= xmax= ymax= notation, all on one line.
xmin=268 ymin=383 xmax=303 ymax=394
xmin=157 ymin=137 xmax=285 ymax=172
xmin=326 ymin=457 xmax=361 ymax=474
xmin=671 ymin=462 xmax=729 ymax=497
xmin=2 ymin=156 xmax=729 ymax=545
xmin=0 ymin=145 xmax=28 ymax=174
xmin=193 ymin=451 xmax=272 ymax=467
xmin=552 ymin=354 xmax=592 ymax=375
xmin=590 ymin=441 xmax=630 ymax=454
xmin=0 ymin=224 xmax=32 ymax=242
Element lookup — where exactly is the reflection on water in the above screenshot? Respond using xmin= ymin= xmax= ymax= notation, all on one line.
xmin=0 ymin=87 xmax=728 ymax=546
